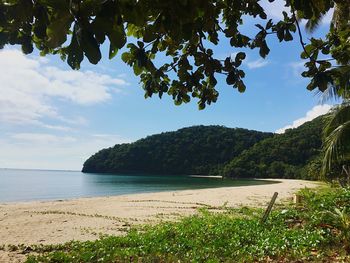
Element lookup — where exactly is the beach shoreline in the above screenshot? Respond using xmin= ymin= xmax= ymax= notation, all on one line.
xmin=0 ymin=178 xmax=321 ymax=262
xmin=0 ymin=177 xmax=277 ymax=206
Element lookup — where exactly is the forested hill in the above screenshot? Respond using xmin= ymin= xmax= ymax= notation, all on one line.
xmin=221 ymin=116 xmax=325 ymax=179
xmin=82 ymin=126 xmax=273 ymax=175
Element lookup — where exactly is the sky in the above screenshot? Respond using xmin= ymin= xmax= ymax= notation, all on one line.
xmin=0 ymin=1 xmax=336 ymax=170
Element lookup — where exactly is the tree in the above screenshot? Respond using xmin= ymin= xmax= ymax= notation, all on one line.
xmin=82 ymin=125 xmax=272 ymax=175
xmin=300 ymin=1 xmax=350 ymax=180
xmin=322 ymin=100 xmax=350 ymax=179
xmin=0 ymin=0 xmax=348 ymax=109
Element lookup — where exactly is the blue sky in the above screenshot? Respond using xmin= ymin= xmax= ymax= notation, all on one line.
xmin=0 ymin=2 xmax=334 ymax=170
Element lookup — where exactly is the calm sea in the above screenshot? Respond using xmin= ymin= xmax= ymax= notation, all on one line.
xmin=0 ymin=169 xmax=274 ymax=202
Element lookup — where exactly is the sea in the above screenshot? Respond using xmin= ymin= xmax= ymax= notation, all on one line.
xmin=0 ymin=169 xmax=274 ymax=202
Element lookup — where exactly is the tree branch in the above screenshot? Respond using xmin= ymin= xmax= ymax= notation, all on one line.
xmin=291 ymin=3 xmax=313 ymax=61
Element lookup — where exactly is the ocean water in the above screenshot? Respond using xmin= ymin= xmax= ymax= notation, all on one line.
xmin=0 ymin=169 xmax=275 ymax=202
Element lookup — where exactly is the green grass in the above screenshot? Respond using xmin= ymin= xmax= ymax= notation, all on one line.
xmin=25 ymin=187 xmax=350 ymax=262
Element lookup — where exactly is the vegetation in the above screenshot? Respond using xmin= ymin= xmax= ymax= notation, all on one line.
xmin=322 ymin=100 xmax=350 ymax=181
xmin=2 ymin=0 xmax=349 ymax=182
xmin=221 ymin=116 xmax=325 ymax=179
xmin=83 ymin=116 xmax=330 ymax=179
xmin=1 ymin=0 xmax=349 ymax=182
xmin=83 ymin=125 xmax=272 ymax=175
xmin=302 ymin=3 xmax=350 ymax=183
xmin=23 ymin=186 xmax=350 ymax=262
xmin=1 ymin=1 xmax=348 ymax=109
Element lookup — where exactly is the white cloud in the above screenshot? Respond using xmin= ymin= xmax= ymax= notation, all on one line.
xmin=260 ymin=0 xmax=333 ymax=27
xmin=275 ymin=104 xmax=332 ymax=134
xmin=39 ymin=123 xmax=73 ymax=131
xmin=247 ymin=58 xmax=269 ymax=69
xmin=260 ymin=0 xmax=291 ymax=20
xmin=0 ymin=49 xmax=128 ymax=127
xmin=226 ymin=53 xmax=270 ymax=70
xmin=11 ymin=133 xmax=77 ymax=144
xmin=0 ymin=133 xmax=132 ymax=170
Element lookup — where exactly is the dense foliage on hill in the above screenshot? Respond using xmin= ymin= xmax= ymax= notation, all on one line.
xmin=221 ymin=116 xmax=325 ymax=179
xmin=83 ymin=117 xmax=327 ymax=179
xmin=82 ymin=126 xmax=272 ymax=175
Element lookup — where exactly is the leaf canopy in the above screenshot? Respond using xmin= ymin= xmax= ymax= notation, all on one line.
xmin=0 ymin=0 xmax=348 ymax=108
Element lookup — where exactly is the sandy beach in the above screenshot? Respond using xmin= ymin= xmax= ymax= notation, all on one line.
xmin=0 ymin=179 xmax=320 ymax=262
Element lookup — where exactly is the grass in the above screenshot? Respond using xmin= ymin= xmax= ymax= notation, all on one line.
xmin=24 ymin=186 xmax=350 ymax=262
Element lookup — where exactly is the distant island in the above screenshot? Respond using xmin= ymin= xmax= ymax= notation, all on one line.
xmin=82 ymin=116 xmax=324 ymax=179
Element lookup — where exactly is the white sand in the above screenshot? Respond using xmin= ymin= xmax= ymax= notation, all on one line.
xmin=0 ymin=179 xmax=320 ymax=262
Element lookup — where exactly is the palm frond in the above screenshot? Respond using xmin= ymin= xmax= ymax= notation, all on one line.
xmin=317 ymin=66 xmax=350 ymax=102
xmin=316 ymin=86 xmax=341 ymax=104
xmin=324 ymin=101 xmax=350 ymax=137
xmin=322 ymin=111 xmax=350 ymax=175
xmin=305 ymin=13 xmax=325 ymax=33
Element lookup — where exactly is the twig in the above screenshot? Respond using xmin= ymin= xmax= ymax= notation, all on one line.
xmin=291 ymin=3 xmax=313 ymax=60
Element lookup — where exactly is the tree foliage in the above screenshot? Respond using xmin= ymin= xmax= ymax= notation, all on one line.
xmin=299 ymin=1 xmax=350 ymax=182
xmin=221 ymin=116 xmax=326 ymax=179
xmin=82 ymin=126 xmax=272 ymax=175
xmin=83 ymin=117 xmax=332 ymax=179
xmin=322 ymin=100 xmax=350 ymax=177
xmin=1 ymin=0 xmax=348 ymax=108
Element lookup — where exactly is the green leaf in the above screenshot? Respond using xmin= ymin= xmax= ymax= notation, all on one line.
xmin=108 ymin=43 xmax=118 ymax=59
xmin=121 ymin=52 xmax=132 ymax=63
xmin=46 ymin=13 xmax=73 ymax=48
xmin=80 ymin=26 xmax=102 ymax=64
xmin=67 ymin=24 xmax=84 ymax=69
xmin=226 ymin=72 xmax=236 ymax=85
xmin=277 ymin=29 xmax=284 ymax=42
xmin=133 ymin=64 xmax=142 ymax=75
xmin=259 ymin=41 xmax=270 ymax=58
xmin=237 ymin=81 xmax=246 ymax=93
xmin=284 ymin=30 xmax=293 ymax=41
xmin=143 ymin=28 xmax=157 ymax=43
xmin=108 ymin=25 xmax=126 ymax=59
xmin=266 ymin=19 xmax=273 ymax=30
xmin=255 ymin=24 xmax=264 ymax=30
xmin=235 ymin=52 xmax=246 ymax=61
xmin=21 ymin=41 xmax=33 ymax=54
xmin=234 ymin=52 xmax=246 ymax=66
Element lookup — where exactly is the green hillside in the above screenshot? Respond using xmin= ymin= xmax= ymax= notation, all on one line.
xmin=82 ymin=126 xmax=273 ymax=175
xmin=221 ymin=116 xmax=325 ymax=179
xmin=83 ymin=117 xmax=326 ymax=179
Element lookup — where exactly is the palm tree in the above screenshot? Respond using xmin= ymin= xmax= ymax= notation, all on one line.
xmin=297 ymin=0 xmax=350 ymax=179
xmin=322 ymin=100 xmax=350 ymax=178
xmin=302 ymin=0 xmax=349 ymax=33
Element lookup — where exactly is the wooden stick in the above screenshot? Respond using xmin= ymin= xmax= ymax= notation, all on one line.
xmin=261 ymin=192 xmax=278 ymax=223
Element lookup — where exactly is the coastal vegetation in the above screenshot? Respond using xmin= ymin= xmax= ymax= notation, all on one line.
xmin=322 ymin=101 xmax=350 ymax=181
xmin=83 ymin=116 xmax=326 ymax=179
xmin=1 ymin=1 xmax=349 ymax=262
xmin=24 ymin=186 xmax=350 ymax=262
xmin=82 ymin=126 xmax=273 ymax=175
xmin=222 ymin=116 xmax=325 ymax=179
xmin=2 ymin=0 xmax=349 ymax=182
